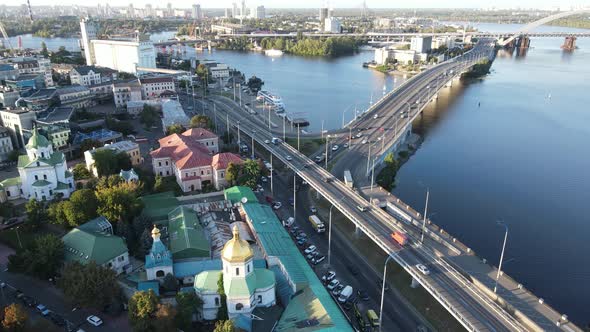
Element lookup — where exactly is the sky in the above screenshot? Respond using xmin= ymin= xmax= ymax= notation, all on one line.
xmin=9 ymin=0 xmax=585 ymax=10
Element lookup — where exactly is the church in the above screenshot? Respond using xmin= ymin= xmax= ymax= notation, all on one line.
xmin=0 ymin=127 xmax=74 ymax=202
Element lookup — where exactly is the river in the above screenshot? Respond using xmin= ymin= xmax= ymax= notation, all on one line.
xmin=14 ymin=24 xmax=590 ymax=325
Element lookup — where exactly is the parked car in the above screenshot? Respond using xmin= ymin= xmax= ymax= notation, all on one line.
xmin=332 ymin=284 xmax=345 ymax=296
xmin=322 ymin=271 xmax=336 ymax=284
xmin=264 ymin=139 xmax=270 ymax=144
xmin=297 ymin=238 xmax=308 ymax=246
xmin=86 ymin=315 xmax=103 ymax=327
xmin=36 ymin=304 xmax=50 ymax=316
xmin=416 ymin=264 xmax=430 ymax=275
xmin=358 ymin=289 xmax=370 ymax=301
xmin=48 ymin=312 xmax=66 ymax=326
xmin=260 ymin=176 xmax=268 ymax=183
xmin=310 ymin=206 xmax=317 ymax=214
xmin=362 ymin=139 xmax=368 ymax=144
xmin=312 ymin=255 xmax=325 ymax=265
xmin=21 ymin=295 xmax=36 ymax=307
xmin=343 ymin=143 xmax=348 ymax=148
xmin=327 ymin=279 xmax=340 ymax=291
xmin=373 ymin=114 xmax=379 ymax=119
xmin=272 ymin=202 xmax=282 ymax=210
xmin=332 ymin=145 xmax=339 ymax=151
xmin=265 ymin=196 xmax=273 ymax=203
xmin=304 ymin=245 xmax=317 ymax=254
xmin=306 ymin=252 xmax=318 ymax=260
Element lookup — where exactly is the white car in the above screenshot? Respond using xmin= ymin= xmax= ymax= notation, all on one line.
xmin=322 ymin=271 xmax=336 ymax=283
xmin=416 ymin=264 xmax=430 ymax=275
xmin=373 ymin=114 xmax=379 ymax=119
xmin=304 ymin=245 xmax=317 ymax=254
xmin=332 ymin=145 xmax=339 ymax=151
xmin=362 ymin=139 xmax=368 ymax=144
xmin=355 ymin=132 xmax=362 ymax=138
xmin=327 ymin=279 xmax=340 ymax=291
xmin=86 ymin=315 xmax=103 ymax=327
xmin=264 ymin=139 xmax=270 ymax=144
xmin=343 ymin=143 xmax=348 ymax=148
xmin=260 ymin=176 xmax=268 ymax=183
xmin=286 ymin=155 xmax=293 ymax=161
xmin=272 ymin=202 xmax=282 ymax=210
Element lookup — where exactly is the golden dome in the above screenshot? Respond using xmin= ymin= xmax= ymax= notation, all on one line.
xmin=222 ymin=225 xmax=254 ymax=263
xmin=151 ymin=225 xmax=161 ymax=238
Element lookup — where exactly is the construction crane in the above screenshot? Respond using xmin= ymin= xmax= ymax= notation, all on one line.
xmin=0 ymin=23 xmax=14 ymax=52
xmin=26 ymin=0 xmax=34 ymax=22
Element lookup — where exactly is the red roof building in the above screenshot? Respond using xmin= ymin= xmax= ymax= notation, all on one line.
xmin=150 ymin=129 xmax=241 ymax=192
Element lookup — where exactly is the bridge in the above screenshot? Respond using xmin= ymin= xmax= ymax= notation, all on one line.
xmin=202 ymin=38 xmax=582 ymax=331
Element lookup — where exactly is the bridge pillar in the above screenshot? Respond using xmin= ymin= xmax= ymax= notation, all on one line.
xmin=561 ymin=36 xmax=576 ymax=51
xmin=411 ymin=277 xmax=421 ymax=289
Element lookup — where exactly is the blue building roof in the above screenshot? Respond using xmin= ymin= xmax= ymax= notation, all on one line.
xmin=137 ymin=281 xmax=160 ymax=296
xmin=145 ymin=229 xmax=173 ymax=269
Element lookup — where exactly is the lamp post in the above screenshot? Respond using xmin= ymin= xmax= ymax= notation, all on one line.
xmin=494 ymin=221 xmax=509 ymax=294
xmin=328 ymin=196 xmax=345 ymax=266
xmin=15 ymin=226 xmax=22 ymax=249
xmin=341 ymin=108 xmax=347 ymax=129
xmin=237 ymin=121 xmax=241 ymax=146
xmin=325 ymin=135 xmax=330 ymax=170
xmin=421 ymin=188 xmax=429 ymax=244
xmin=379 ymin=254 xmax=395 ymax=332
xmin=251 ymin=130 xmax=256 ymax=159
xmin=270 ymin=154 xmax=273 ymax=193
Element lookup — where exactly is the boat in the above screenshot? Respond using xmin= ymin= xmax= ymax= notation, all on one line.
xmin=264 ymin=49 xmax=284 ymax=57
xmin=257 ymin=90 xmax=285 ymax=111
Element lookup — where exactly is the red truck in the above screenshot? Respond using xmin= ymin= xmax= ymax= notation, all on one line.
xmin=391 ymin=231 xmax=408 ymax=246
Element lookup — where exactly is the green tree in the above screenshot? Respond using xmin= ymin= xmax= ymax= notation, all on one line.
xmin=58 ymin=261 xmax=120 ymax=309
xmin=246 ymin=76 xmax=264 ymax=93
xmin=7 ymin=150 xmax=19 ymax=162
xmin=96 ymin=180 xmax=143 ymax=223
xmin=47 ymin=201 xmax=68 ymax=227
xmin=217 ymin=273 xmax=228 ymax=320
xmin=239 ymin=159 xmax=260 ymax=189
xmin=213 ymin=320 xmax=235 ymax=332
xmin=2 ymin=303 xmax=28 ymax=332
xmin=190 ymin=115 xmax=213 ymax=129
xmin=24 ymin=199 xmax=45 ymax=231
xmin=225 ymin=162 xmax=240 ymax=185
xmin=72 ymin=163 xmax=92 ymax=180
xmin=40 ymin=42 xmax=49 ymax=57
xmin=175 ymin=292 xmax=203 ymax=330
xmin=92 ymin=149 xmax=132 ymax=177
xmin=62 ymin=189 xmax=98 ymax=226
xmin=0 ymin=201 xmax=15 ymax=219
xmin=7 ymin=234 xmax=64 ymax=279
xmin=128 ymin=290 xmax=159 ymax=332
xmin=166 ymin=124 xmax=186 ymax=135
xmin=139 ymin=104 xmax=159 ymax=128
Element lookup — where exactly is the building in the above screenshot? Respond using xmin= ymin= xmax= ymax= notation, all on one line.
xmin=56 ymin=85 xmax=92 ymax=110
xmin=232 ymin=2 xmax=238 ymax=17
xmin=62 ymin=217 xmax=131 ymax=275
xmin=69 ymin=65 xmax=117 ymax=86
xmin=145 ymin=225 xmax=174 ymax=282
xmin=120 ymin=168 xmax=139 ymax=182
xmin=113 ymin=80 xmax=142 ymax=108
xmin=22 ymin=88 xmax=59 ymax=111
xmin=35 ymin=106 xmax=74 ymax=150
xmin=161 ymin=99 xmax=190 ymax=131
xmin=139 ymin=76 xmax=175 ymax=100
xmin=5 ymin=73 xmax=45 ymax=91
xmin=84 ymin=140 xmax=142 ymax=177
xmin=91 ymin=38 xmax=157 ymax=74
xmin=0 ymin=107 xmax=36 ymax=148
xmin=191 ymin=4 xmax=203 ymax=19
xmin=210 ymin=24 xmax=254 ymax=35
xmin=324 ymin=17 xmax=341 ymax=33
xmin=374 ymin=48 xmax=427 ymax=65
xmin=150 ymin=128 xmax=240 ymax=191
xmin=0 ymin=128 xmax=74 ymax=202
xmin=0 ymin=127 xmax=14 ymax=162
xmin=80 ymin=17 xmax=98 ymax=65
xmin=319 ymin=7 xmax=329 ymax=26
xmin=4 ymin=56 xmax=54 ymax=87
xmin=410 ymin=36 xmax=432 ymax=54
xmin=252 ymin=5 xmax=265 ymax=19
xmin=0 ymin=64 xmax=19 ymax=81
xmin=209 ymin=63 xmax=230 ymax=81
xmin=431 ymin=36 xmax=455 ymax=50
xmin=194 ymin=225 xmax=276 ymax=321
xmin=0 ymin=86 xmax=19 ymax=108
xmin=88 ymin=81 xmax=115 ymax=103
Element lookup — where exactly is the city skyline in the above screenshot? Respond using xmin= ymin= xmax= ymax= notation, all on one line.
xmin=7 ymin=1 xmax=587 ymax=10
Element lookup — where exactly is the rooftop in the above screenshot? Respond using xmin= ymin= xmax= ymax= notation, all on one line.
xmin=37 ymin=106 xmax=74 ymax=124
xmin=140 ymin=191 xmax=180 ymax=223
xmin=72 ymin=129 xmax=122 ymax=145
xmin=24 ymin=88 xmax=57 ymax=101
xmin=140 ymin=76 xmax=174 ymax=84
xmin=56 ymin=84 xmax=90 ymax=95
xmin=167 ymin=206 xmax=210 ymax=260
xmin=224 ymin=186 xmax=259 ymax=205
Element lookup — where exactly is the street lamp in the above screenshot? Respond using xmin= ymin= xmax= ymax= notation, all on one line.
xmin=236 ymin=121 xmax=241 ymax=146
xmin=251 ymin=130 xmax=256 ymax=159
xmin=327 ymin=196 xmax=345 ymax=266
xmin=379 ymin=253 xmax=396 ymax=332
xmin=325 ymin=135 xmax=330 ymax=170
xmin=420 ymin=188 xmax=429 ymax=244
xmin=494 ymin=221 xmax=509 ymax=294
xmin=15 ymin=226 xmax=22 ymax=249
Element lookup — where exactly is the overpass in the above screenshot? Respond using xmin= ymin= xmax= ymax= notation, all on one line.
xmin=203 ymin=39 xmax=582 ymax=331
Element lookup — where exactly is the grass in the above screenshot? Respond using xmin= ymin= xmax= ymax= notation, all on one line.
xmin=0 ymin=228 xmax=38 ymax=250
xmin=285 ymin=137 xmax=325 ymax=157
xmin=309 ymin=191 xmax=465 ymax=332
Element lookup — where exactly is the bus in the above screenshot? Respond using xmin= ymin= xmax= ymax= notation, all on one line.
xmin=308 ymin=215 xmax=326 ymax=233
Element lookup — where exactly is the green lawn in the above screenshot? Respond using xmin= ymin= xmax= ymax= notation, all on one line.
xmin=0 ymin=228 xmax=38 ymax=250
xmin=309 ymin=191 xmax=465 ymax=332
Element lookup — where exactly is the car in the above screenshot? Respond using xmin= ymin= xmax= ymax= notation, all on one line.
xmin=0 ymin=282 xmax=5 ymax=288
xmin=21 ymin=295 xmax=36 ymax=307
xmin=343 ymin=143 xmax=348 ymax=148
xmin=356 ymin=205 xmax=368 ymax=212
xmin=297 ymin=238 xmax=308 ymax=246
xmin=306 ymin=252 xmax=318 ymax=260
xmin=36 ymin=304 xmax=51 ymax=316
xmin=362 ymin=139 xmax=368 ymax=144
xmin=48 ymin=312 xmax=66 ymax=326
xmin=86 ymin=315 xmax=103 ymax=327
xmin=332 ymin=145 xmax=339 ymax=151
xmin=310 ymin=206 xmax=317 ymax=214
xmin=342 ymin=301 xmax=353 ymax=311
xmin=416 ymin=264 xmax=430 ymax=275
xmin=322 ymin=271 xmax=336 ymax=284
xmin=304 ymin=245 xmax=317 ymax=254
xmin=401 ymin=113 xmax=409 ymax=118
xmin=264 ymin=139 xmax=270 ymax=144
xmin=260 ymin=176 xmax=268 ymax=183
xmin=272 ymin=202 xmax=282 ymax=210
xmin=373 ymin=114 xmax=379 ymax=119
xmin=358 ymin=289 xmax=370 ymax=301
xmin=332 ymin=284 xmax=345 ymax=296
xmin=327 ymin=279 xmax=340 ymax=291
xmin=355 ymin=132 xmax=363 ymax=138
xmin=323 ymin=177 xmax=332 ymax=183
xmin=296 ymin=232 xmax=307 ymax=239
xmin=285 ymin=155 xmax=293 ymax=161
xmin=312 ymin=255 xmax=325 ymax=265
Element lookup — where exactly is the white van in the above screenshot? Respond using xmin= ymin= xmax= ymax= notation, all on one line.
xmin=338 ymin=285 xmax=353 ymax=303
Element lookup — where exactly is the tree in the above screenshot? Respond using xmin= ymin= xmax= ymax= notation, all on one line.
xmin=246 ymin=76 xmax=264 ymax=93
xmin=128 ymin=290 xmax=159 ymax=332
xmin=225 ymin=162 xmax=240 ymax=185
xmin=213 ymin=320 xmax=235 ymax=332
xmin=92 ymin=149 xmax=118 ymax=177
xmin=72 ymin=163 xmax=92 ymax=180
xmin=79 ymin=139 xmax=102 ymax=152
xmin=139 ymin=104 xmax=159 ymax=128
xmin=58 ymin=262 xmax=120 ymax=309
xmin=0 ymin=201 xmax=15 ymax=219
xmin=162 ymin=273 xmax=178 ymax=292
xmin=24 ymin=199 xmax=45 ymax=231
xmin=63 ymin=189 xmax=98 ymax=226
xmin=154 ymin=303 xmax=176 ymax=332
xmin=47 ymin=201 xmax=68 ymax=227
xmin=7 ymin=150 xmax=19 ymax=162
xmin=2 ymin=303 xmax=28 ymax=332
xmin=239 ymin=159 xmax=260 ymax=189
xmin=7 ymin=234 xmax=64 ymax=279
xmin=190 ymin=115 xmax=213 ymax=129
xmin=175 ymin=292 xmax=202 ymax=330
xmin=95 ymin=180 xmax=143 ymax=223
xmin=217 ymin=273 xmax=228 ymax=320
xmin=40 ymin=42 xmax=49 ymax=57
xmin=166 ymin=124 xmax=185 ymax=135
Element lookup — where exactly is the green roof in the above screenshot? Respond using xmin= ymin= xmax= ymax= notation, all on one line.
xmin=18 ymin=151 xmax=65 ymax=168
xmin=224 ymin=268 xmax=275 ymax=298
xmin=26 ymin=127 xmax=51 ymax=149
xmin=224 ymin=186 xmax=258 ymax=205
xmin=32 ymin=180 xmax=51 ymax=187
xmin=168 ymin=206 xmax=210 ymax=260
xmin=55 ymin=181 xmax=70 ymax=190
xmin=242 ymin=203 xmax=352 ymax=332
xmin=140 ymin=192 xmax=180 ymax=222
xmin=0 ymin=177 xmax=21 ymax=188
xmin=65 ymin=170 xmax=73 ymax=178
xmin=62 ymin=223 xmax=128 ymax=266
xmin=194 ymin=270 xmax=222 ymax=293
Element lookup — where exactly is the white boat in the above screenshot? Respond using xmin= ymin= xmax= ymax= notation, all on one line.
xmin=264 ymin=49 xmax=284 ymax=57
xmin=257 ymin=90 xmax=285 ymax=111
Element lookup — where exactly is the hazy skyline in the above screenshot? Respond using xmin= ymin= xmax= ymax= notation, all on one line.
xmin=9 ymin=0 xmax=586 ymax=10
